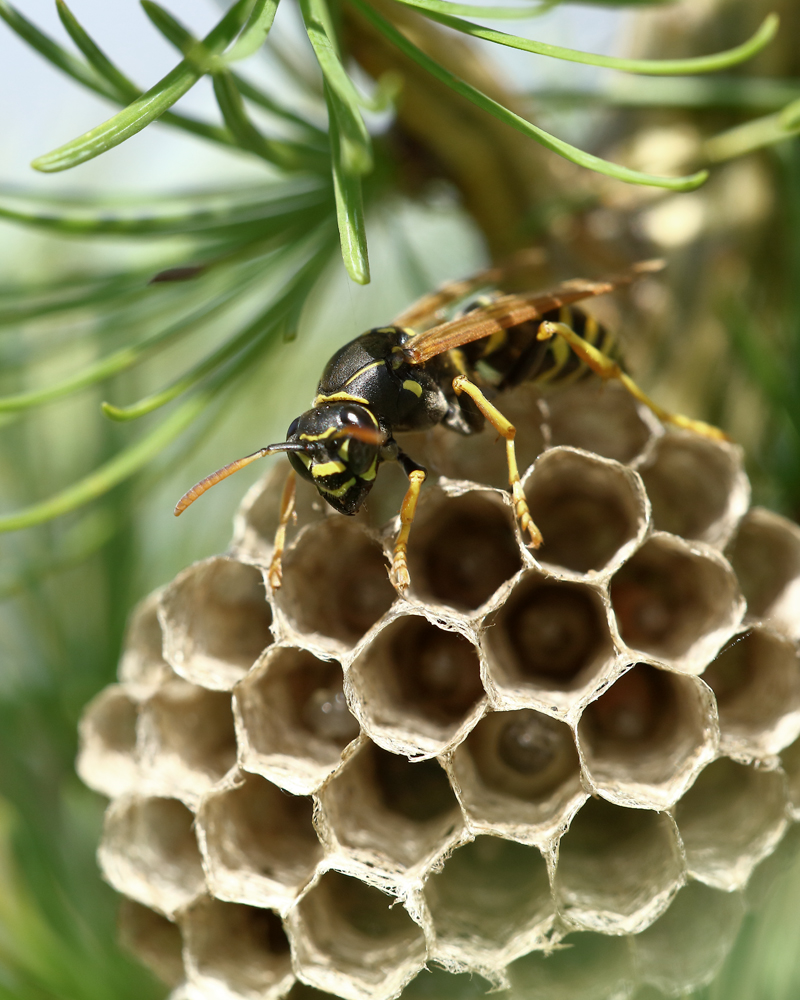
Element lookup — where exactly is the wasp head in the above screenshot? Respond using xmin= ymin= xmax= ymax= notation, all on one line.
xmin=285 ymin=403 xmax=385 ymax=515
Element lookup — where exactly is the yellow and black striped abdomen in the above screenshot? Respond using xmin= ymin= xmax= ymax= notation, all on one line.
xmin=460 ymin=304 xmax=616 ymax=392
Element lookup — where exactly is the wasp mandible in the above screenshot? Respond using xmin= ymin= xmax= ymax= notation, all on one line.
xmin=175 ymin=258 xmax=727 ymax=591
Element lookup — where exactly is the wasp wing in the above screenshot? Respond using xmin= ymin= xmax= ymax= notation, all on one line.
xmin=401 ymin=262 xmax=664 ymax=366
xmin=392 ymin=248 xmax=548 ymax=331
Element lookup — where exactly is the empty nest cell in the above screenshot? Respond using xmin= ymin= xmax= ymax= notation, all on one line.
xmin=547 ymin=379 xmax=655 ymax=466
xmin=404 ymin=490 xmax=522 ymax=613
xmin=505 ymin=932 xmax=632 ymax=1000
xmin=77 ymin=685 xmax=140 ymax=798
xmin=609 ymin=533 xmax=743 ymax=672
xmin=483 ymin=574 xmax=614 ymax=712
xmin=726 ymin=507 xmax=800 ymax=639
xmin=235 ymin=646 xmax=359 ymax=794
xmin=138 ymin=678 xmax=236 ymax=806
xmin=638 ymin=432 xmax=748 ymax=548
xmin=289 ymin=870 xmax=426 ymax=1000
xmin=348 ymin=614 xmax=485 ymax=757
xmin=577 ymin=663 xmax=716 ymax=810
xmin=522 ymin=448 xmax=647 ymax=576
xmin=160 ymin=557 xmax=274 ymax=690
xmin=118 ymin=899 xmax=185 ymax=988
xmin=318 ymin=740 xmax=462 ymax=873
xmin=674 ymin=757 xmax=789 ymax=890
xmin=555 ymin=797 xmax=684 ymax=934
xmin=232 ymin=461 xmax=326 ymax=565
xmin=424 ymin=835 xmax=553 ymax=961
xmin=197 ymin=771 xmax=322 ymax=910
xmin=452 ymin=709 xmax=584 ymax=841
xmin=118 ymin=589 xmax=174 ymax=690
xmin=702 ymin=628 xmax=800 ymax=756
xmin=181 ymin=897 xmax=293 ymax=1000
xmin=99 ymin=796 xmax=205 ymax=917
xmin=630 ymin=880 xmax=745 ymax=995
xmin=276 ymin=518 xmax=395 ymax=650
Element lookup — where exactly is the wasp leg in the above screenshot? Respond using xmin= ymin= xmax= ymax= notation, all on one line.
xmin=452 ymin=375 xmax=543 ymax=549
xmin=538 ymin=321 xmax=730 ymax=442
xmin=268 ymin=470 xmax=297 ymax=590
xmin=390 ymin=454 xmax=428 ymax=593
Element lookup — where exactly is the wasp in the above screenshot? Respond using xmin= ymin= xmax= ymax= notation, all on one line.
xmin=175 ymin=258 xmax=726 ymax=591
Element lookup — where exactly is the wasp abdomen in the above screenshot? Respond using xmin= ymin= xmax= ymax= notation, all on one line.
xmin=460 ymin=305 xmax=616 ymax=391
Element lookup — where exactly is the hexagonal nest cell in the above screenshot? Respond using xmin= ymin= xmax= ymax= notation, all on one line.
xmin=424 ymin=835 xmax=553 ymax=963
xmin=182 ymin=896 xmax=293 ymax=1000
xmin=289 ymin=870 xmax=426 ymax=1000
xmin=79 ymin=378 xmax=800 ymax=1000
xmin=638 ymin=432 xmax=749 ymax=548
xmin=138 ymin=678 xmax=237 ymax=806
xmin=609 ymin=533 xmax=743 ymax=672
xmin=405 ymin=490 xmax=521 ymax=613
xmin=275 ymin=518 xmax=396 ymax=651
xmin=235 ymin=646 xmax=359 ymax=793
xmin=554 ymin=797 xmax=684 ymax=934
xmin=577 ymin=662 xmax=717 ymax=809
xmin=197 ymin=770 xmax=322 ymax=909
xmin=318 ymin=740 xmax=462 ymax=876
xmin=160 ymin=557 xmax=274 ymax=690
xmin=483 ymin=573 xmax=615 ymax=713
xmin=451 ymin=709 xmax=584 ymax=842
xmin=348 ymin=613 xmax=486 ymax=756
xmin=523 ymin=447 xmax=648 ymax=576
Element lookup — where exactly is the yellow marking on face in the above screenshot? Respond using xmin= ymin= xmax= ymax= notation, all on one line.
xmin=403 ymin=379 xmax=423 ymax=397
xmin=313 ymin=391 xmax=369 ymax=406
xmin=296 ymin=452 xmax=312 ymax=469
xmin=300 ymin=426 xmax=337 ymax=442
xmin=312 ymin=460 xmax=347 ymax=478
xmin=338 ymin=439 xmax=350 ymax=459
xmin=584 ymin=314 xmax=599 ymax=344
xmin=345 ymin=359 xmax=383 ymax=386
xmin=359 ymin=458 xmax=378 ymax=482
xmin=317 ymin=477 xmax=356 ymax=498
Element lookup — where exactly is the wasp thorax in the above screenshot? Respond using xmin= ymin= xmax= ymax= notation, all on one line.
xmin=80 ymin=380 xmax=800 ymax=1000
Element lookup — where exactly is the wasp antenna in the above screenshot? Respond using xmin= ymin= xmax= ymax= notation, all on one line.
xmin=331 ymin=426 xmax=386 ymax=446
xmin=174 ymin=443 xmax=305 ymax=516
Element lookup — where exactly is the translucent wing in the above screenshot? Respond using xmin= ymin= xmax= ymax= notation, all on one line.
xmin=392 ymin=248 xmax=547 ymax=331
xmin=401 ymin=261 xmax=663 ymax=366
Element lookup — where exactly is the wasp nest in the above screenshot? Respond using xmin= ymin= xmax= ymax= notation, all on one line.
xmin=79 ymin=380 xmax=800 ymax=1000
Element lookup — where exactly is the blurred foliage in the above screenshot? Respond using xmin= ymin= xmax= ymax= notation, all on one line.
xmin=1 ymin=0 xmax=800 ymax=998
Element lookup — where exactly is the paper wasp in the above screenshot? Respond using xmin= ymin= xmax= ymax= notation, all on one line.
xmin=175 ymin=257 xmax=726 ymax=591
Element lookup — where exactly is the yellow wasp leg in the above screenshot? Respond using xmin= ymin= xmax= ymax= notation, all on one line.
xmin=390 ymin=469 xmax=427 ymax=592
xmin=538 ymin=321 xmax=730 ymax=442
xmin=452 ymin=375 xmax=544 ymax=549
xmin=268 ymin=470 xmax=297 ymax=590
